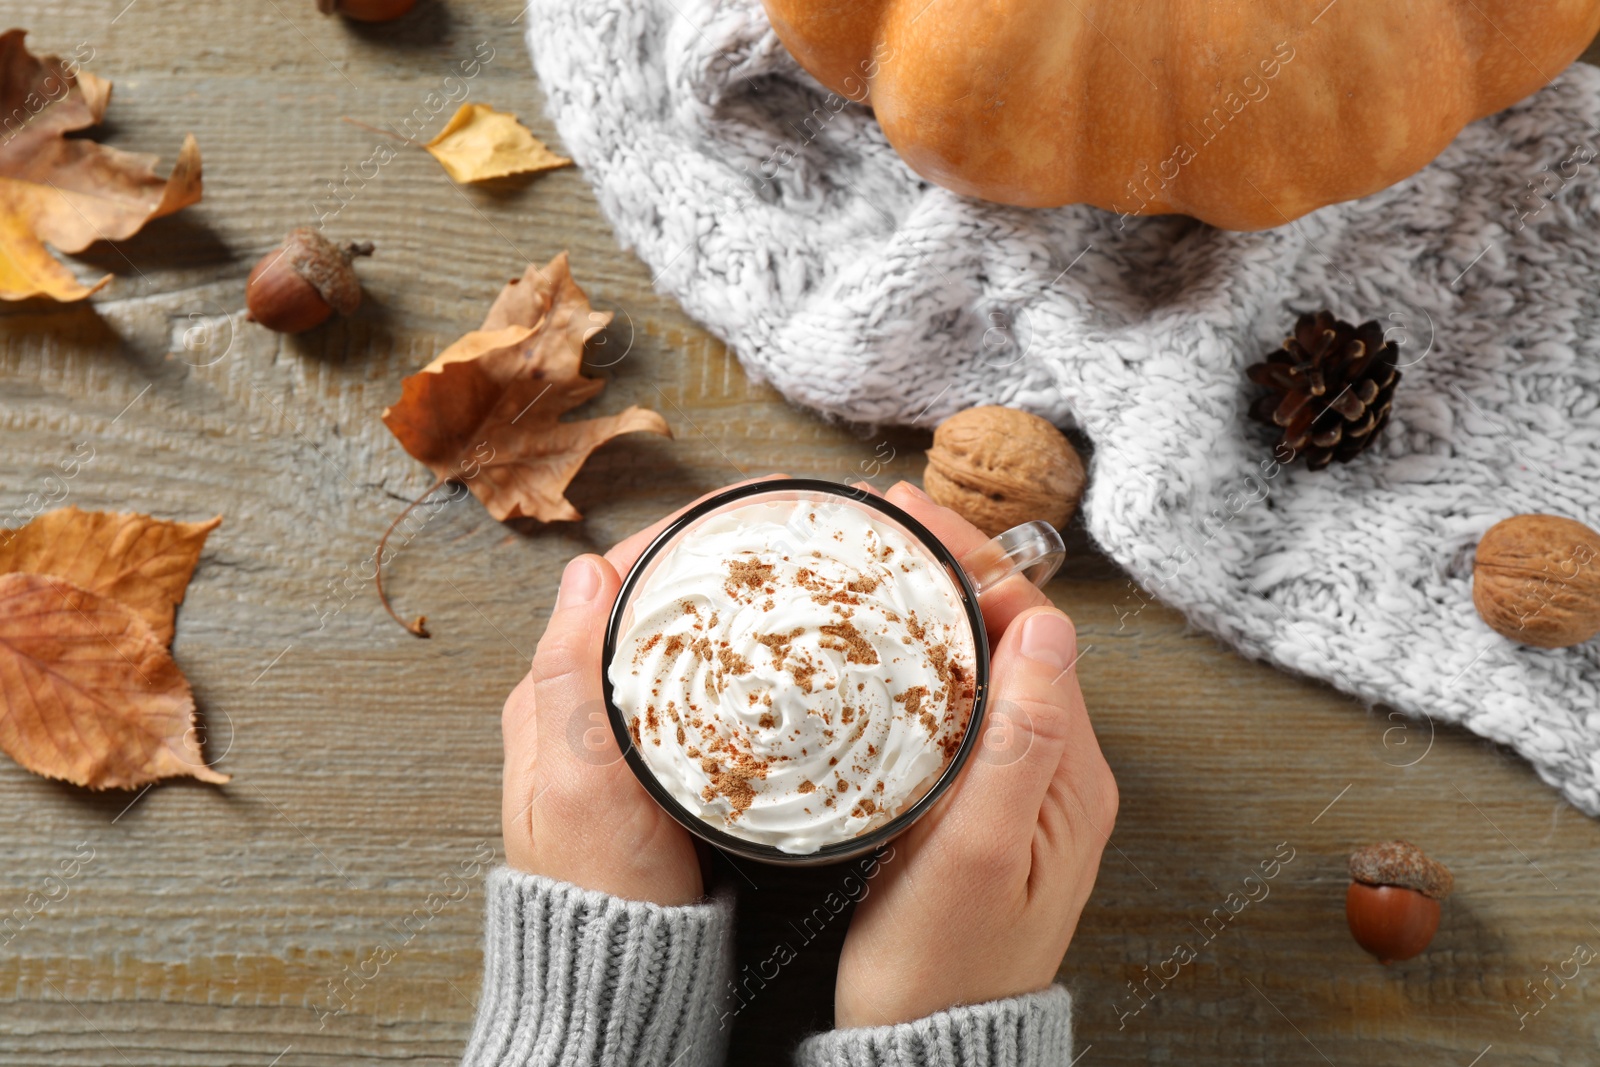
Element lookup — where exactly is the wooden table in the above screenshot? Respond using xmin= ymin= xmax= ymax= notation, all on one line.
xmin=3 ymin=4 xmax=1598 ymax=1063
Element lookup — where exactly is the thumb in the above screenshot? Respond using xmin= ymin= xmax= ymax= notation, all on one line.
xmin=937 ymin=607 xmax=1084 ymax=852
xmin=528 ymin=554 xmax=627 ymax=776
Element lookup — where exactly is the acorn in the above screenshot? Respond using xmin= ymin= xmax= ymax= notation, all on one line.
xmin=1346 ymin=841 xmax=1453 ymax=964
xmin=246 ymin=228 xmax=373 ymax=334
xmin=317 ymin=0 xmax=417 ymax=20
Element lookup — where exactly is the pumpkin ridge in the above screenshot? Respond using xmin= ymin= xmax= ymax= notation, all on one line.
xmin=763 ymin=0 xmax=1600 ymax=229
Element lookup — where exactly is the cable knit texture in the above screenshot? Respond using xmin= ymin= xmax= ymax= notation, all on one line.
xmin=523 ymin=0 xmax=1600 ymax=813
xmin=795 ymin=988 xmax=1074 ymax=1067
xmin=460 ymin=867 xmax=732 ymax=1067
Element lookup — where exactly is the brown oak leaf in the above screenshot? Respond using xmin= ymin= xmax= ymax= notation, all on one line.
xmin=0 ymin=30 xmax=203 ymax=302
xmin=0 ymin=506 xmax=221 ymax=646
xmin=0 ymin=573 xmax=227 ymax=789
xmin=382 ymin=252 xmax=670 ymax=522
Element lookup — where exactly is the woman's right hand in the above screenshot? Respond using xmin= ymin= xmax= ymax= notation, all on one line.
xmin=831 ymin=481 xmax=1120 ymax=1029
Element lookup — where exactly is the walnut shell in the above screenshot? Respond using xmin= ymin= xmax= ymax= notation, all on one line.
xmin=923 ymin=406 xmax=1085 ymax=538
xmin=1472 ymin=514 xmax=1600 ymax=648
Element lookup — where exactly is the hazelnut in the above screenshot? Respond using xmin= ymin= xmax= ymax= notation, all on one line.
xmin=923 ymin=406 xmax=1086 ymax=538
xmin=1472 ymin=514 xmax=1600 ymax=648
xmin=246 ymin=228 xmax=374 ymax=334
xmin=317 ymin=0 xmax=417 ymax=20
xmin=1346 ymin=841 xmax=1453 ymax=964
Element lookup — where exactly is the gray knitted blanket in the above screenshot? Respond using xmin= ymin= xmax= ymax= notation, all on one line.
xmin=524 ymin=1 xmax=1600 ymax=814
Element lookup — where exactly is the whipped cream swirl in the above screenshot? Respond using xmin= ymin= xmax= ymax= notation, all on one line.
xmin=607 ymin=497 xmax=978 ymax=854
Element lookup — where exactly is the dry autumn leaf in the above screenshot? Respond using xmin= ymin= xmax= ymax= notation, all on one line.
xmin=423 ymin=103 xmax=571 ymax=183
xmin=0 ymin=573 xmax=226 ymax=789
xmin=0 ymin=30 xmax=202 ymax=302
xmin=0 ymin=506 xmax=226 ymax=788
xmin=377 ymin=252 xmax=670 ymax=635
xmin=0 ymin=506 xmax=220 ymax=646
xmin=383 ymin=252 xmax=669 ymax=523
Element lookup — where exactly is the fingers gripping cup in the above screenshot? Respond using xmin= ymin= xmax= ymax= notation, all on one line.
xmin=602 ymin=479 xmax=1065 ymax=865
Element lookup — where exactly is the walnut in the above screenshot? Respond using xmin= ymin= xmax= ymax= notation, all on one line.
xmin=1472 ymin=514 xmax=1600 ymax=648
xmin=922 ymin=406 xmax=1086 ymax=538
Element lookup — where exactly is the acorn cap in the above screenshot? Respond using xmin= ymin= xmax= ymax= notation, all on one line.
xmin=282 ymin=227 xmax=372 ymax=316
xmin=1349 ymin=841 xmax=1453 ymax=900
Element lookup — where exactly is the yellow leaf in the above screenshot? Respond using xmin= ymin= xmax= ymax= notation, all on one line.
xmin=0 ymin=211 xmax=108 ymax=301
xmin=423 ymin=104 xmax=572 ymax=183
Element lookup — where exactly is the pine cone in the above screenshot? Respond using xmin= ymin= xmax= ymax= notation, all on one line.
xmin=1246 ymin=311 xmax=1401 ymax=471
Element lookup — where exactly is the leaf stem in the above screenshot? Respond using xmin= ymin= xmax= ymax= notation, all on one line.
xmin=375 ymin=475 xmax=447 ymax=639
xmin=339 ymin=115 xmax=420 ymax=148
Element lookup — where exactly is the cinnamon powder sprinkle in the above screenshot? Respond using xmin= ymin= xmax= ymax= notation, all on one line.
xmin=700 ymin=751 xmax=768 ymax=817
xmin=846 ymin=573 xmax=881 ymax=594
xmin=895 ymin=685 xmax=928 ymax=720
xmin=755 ymin=628 xmax=803 ymax=663
xmin=725 ymin=558 xmax=775 ymax=598
xmin=819 ymin=621 xmax=878 ymax=665
xmin=787 ymin=654 xmax=818 ymax=691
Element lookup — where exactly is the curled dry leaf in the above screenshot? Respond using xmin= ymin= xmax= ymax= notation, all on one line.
xmin=0 ymin=30 xmax=203 ymax=301
xmin=377 ymin=252 xmax=670 ymax=635
xmin=383 ymin=252 xmax=669 ymax=522
xmin=0 ymin=506 xmax=221 ymax=645
xmin=0 ymin=573 xmax=227 ymax=789
xmin=423 ymin=103 xmax=571 ymax=183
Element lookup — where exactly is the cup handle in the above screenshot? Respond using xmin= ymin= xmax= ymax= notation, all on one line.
xmin=957 ymin=521 xmax=1066 ymax=597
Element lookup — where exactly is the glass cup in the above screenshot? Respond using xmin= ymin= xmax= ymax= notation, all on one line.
xmin=601 ymin=478 xmax=1065 ymax=866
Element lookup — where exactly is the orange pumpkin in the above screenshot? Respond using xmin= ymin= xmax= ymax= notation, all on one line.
xmin=761 ymin=0 xmax=1600 ymax=230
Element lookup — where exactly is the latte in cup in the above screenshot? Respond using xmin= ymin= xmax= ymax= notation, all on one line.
xmin=607 ymin=498 xmax=979 ymax=855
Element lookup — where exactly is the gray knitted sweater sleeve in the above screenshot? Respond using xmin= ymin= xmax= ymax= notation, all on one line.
xmin=461 ymin=867 xmax=1075 ymax=1067
xmin=460 ymin=867 xmax=733 ymax=1067
xmin=794 ymin=989 xmax=1074 ymax=1067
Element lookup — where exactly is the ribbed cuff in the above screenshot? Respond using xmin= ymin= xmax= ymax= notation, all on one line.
xmin=795 ymin=987 xmax=1073 ymax=1067
xmin=461 ymin=867 xmax=733 ymax=1067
